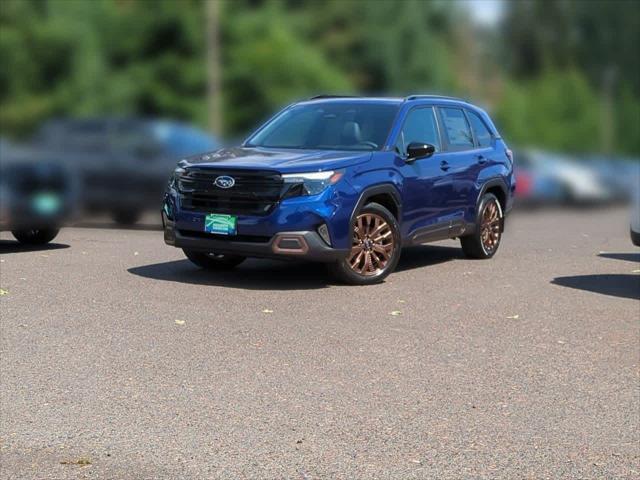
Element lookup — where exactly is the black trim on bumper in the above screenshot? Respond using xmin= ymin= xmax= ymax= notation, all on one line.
xmin=164 ymin=221 xmax=348 ymax=263
xmin=631 ymin=228 xmax=640 ymax=247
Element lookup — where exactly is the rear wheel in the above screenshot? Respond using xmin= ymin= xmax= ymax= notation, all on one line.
xmin=182 ymin=249 xmax=246 ymax=270
xmin=460 ymin=193 xmax=503 ymax=259
xmin=329 ymin=202 xmax=401 ymax=285
xmin=11 ymin=228 xmax=60 ymax=245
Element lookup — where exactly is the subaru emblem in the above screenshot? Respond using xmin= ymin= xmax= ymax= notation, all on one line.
xmin=214 ymin=175 xmax=235 ymax=189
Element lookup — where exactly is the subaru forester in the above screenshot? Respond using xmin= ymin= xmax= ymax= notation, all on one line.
xmin=162 ymin=95 xmax=515 ymax=285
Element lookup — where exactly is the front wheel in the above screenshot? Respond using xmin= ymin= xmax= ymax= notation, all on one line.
xmin=460 ymin=193 xmax=503 ymax=259
xmin=11 ymin=228 xmax=60 ymax=245
xmin=328 ymin=202 xmax=401 ymax=285
xmin=182 ymin=249 xmax=246 ymax=270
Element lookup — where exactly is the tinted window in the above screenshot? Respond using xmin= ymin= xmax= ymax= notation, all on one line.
xmin=396 ymin=107 xmax=440 ymax=154
xmin=440 ymin=108 xmax=474 ymax=149
xmin=247 ymin=102 xmax=399 ymax=151
xmin=467 ymin=111 xmax=493 ymax=148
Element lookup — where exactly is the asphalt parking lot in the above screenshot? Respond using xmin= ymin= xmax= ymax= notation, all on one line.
xmin=1 ymin=207 xmax=638 ymax=479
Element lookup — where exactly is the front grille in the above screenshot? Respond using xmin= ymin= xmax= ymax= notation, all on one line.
xmin=178 ymin=168 xmax=284 ymax=216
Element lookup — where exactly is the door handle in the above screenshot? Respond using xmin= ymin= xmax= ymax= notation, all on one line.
xmin=477 ymin=155 xmax=488 ymax=165
xmin=440 ymin=161 xmax=450 ymax=171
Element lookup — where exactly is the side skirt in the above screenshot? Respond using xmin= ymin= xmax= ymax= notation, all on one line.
xmin=405 ymin=220 xmax=474 ymax=246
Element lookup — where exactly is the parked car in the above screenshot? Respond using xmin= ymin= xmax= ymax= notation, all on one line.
xmin=514 ymin=164 xmax=565 ymax=207
xmin=517 ymin=150 xmax=611 ymax=205
xmin=0 ymin=140 xmax=75 ymax=244
xmin=162 ymin=95 xmax=515 ymax=285
xmin=30 ymin=118 xmax=219 ymax=224
xmin=583 ymin=156 xmax=639 ymax=203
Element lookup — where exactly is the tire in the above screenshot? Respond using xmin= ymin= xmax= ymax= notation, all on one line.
xmin=11 ymin=228 xmax=60 ymax=245
xmin=460 ymin=192 xmax=503 ymax=259
xmin=112 ymin=210 xmax=141 ymax=226
xmin=328 ymin=202 xmax=401 ymax=285
xmin=182 ymin=249 xmax=246 ymax=270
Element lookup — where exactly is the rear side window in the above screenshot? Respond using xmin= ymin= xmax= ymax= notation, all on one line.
xmin=439 ymin=107 xmax=474 ymax=150
xmin=467 ymin=111 xmax=493 ymax=148
xmin=396 ymin=107 xmax=441 ymax=154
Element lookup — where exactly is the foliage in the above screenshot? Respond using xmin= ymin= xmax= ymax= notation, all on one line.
xmin=496 ymin=70 xmax=601 ymax=153
xmin=0 ymin=0 xmax=639 ymax=154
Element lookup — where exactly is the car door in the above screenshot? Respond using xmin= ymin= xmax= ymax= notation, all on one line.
xmin=395 ymin=106 xmax=452 ymax=239
xmin=435 ymin=106 xmax=477 ymax=231
xmin=465 ymin=109 xmax=497 ymax=200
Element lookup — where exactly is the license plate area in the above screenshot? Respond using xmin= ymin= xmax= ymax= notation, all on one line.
xmin=204 ymin=213 xmax=237 ymax=235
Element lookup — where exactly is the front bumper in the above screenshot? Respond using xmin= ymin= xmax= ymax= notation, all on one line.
xmin=163 ymin=213 xmax=348 ymax=262
xmin=162 ymin=177 xmax=359 ymax=261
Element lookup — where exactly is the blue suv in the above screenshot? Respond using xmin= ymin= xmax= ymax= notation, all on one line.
xmin=163 ymin=95 xmax=515 ymax=285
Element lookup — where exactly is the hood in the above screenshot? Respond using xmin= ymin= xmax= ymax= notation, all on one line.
xmin=180 ymin=147 xmax=371 ymax=172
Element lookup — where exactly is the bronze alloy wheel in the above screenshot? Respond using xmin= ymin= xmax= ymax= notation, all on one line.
xmin=480 ymin=198 xmax=502 ymax=255
xmin=348 ymin=213 xmax=395 ymax=276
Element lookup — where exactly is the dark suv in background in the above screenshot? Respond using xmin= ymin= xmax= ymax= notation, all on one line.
xmin=31 ymin=118 xmax=219 ymax=225
xmin=163 ymin=95 xmax=515 ymax=285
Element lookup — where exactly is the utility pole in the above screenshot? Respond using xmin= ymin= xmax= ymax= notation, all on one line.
xmin=601 ymin=66 xmax=617 ymax=155
xmin=206 ymin=0 xmax=222 ymax=137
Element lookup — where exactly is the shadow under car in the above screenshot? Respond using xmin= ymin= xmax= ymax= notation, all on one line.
xmin=127 ymin=244 xmax=463 ymax=290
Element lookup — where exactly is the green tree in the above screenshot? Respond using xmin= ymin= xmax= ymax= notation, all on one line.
xmin=497 ymin=70 xmax=601 ymax=153
xmin=222 ymin=2 xmax=351 ymax=135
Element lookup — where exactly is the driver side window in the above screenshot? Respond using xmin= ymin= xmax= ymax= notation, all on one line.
xmin=396 ymin=107 xmax=441 ymax=155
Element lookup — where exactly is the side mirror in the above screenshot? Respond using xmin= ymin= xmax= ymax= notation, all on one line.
xmin=406 ymin=142 xmax=436 ymax=162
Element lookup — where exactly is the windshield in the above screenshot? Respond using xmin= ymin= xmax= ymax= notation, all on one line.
xmin=246 ymin=102 xmax=399 ymax=151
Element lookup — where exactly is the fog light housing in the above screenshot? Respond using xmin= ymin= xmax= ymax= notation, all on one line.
xmin=163 ymin=196 xmax=174 ymax=221
xmin=317 ymin=223 xmax=331 ymax=246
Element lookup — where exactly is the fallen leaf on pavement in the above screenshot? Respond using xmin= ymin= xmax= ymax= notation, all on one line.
xmin=262 ymin=309 xmax=274 ymax=313
xmin=632 ymin=269 xmax=640 ymax=273
xmin=506 ymin=314 xmax=519 ymax=319
xmin=390 ymin=310 xmax=402 ymax=316
xmin=0 ymin=289 xmax=8 ymax=296
xmin=60 ymin=458 xmax=91 ymax=466
xmin=175 ymin=320 xmax=185 ymax=325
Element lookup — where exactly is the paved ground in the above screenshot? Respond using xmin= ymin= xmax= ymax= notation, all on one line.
xmin=0 ymin=207 xmax=638 ymax=479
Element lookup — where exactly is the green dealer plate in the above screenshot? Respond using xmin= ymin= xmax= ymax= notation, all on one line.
xmin=204 ymin=213 xmax=237 ymax=235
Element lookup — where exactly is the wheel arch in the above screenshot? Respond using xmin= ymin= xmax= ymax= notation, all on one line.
xmin=478 ymin=178 xmax=509 ymax=214
xmin=350 ymin=184 xmax=402 ymax=224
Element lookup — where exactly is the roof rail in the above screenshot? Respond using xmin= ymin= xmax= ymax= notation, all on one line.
xmin=405 ymin=94 xmax=467 ymax=102
xmin=308 ymin=94 xmax=360 ymax=100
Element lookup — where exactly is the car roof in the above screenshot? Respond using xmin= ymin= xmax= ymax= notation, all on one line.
xmin=299 ymin=94 xmax=476 ymax=108
xmin=299 ymin=96 xmax=404 ymax=106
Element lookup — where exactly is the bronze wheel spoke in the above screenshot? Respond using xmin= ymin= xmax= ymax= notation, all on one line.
xmin=355 ymin=217 xmax=365 ymax=240
xmin=350 ymin=249 xmax=364 ymax=270
xmin=364 ymin=251 xmax=373 ymax=272
xmin=350 ymin=245 xmax=364 ymax=258
xmin=373 ymin=230 xmax=392 ymax=243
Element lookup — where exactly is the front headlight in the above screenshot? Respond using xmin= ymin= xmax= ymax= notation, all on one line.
xmin=169 ymin=166 xmax=187 ymax=188
xmin=282 ymin=170 xmax=343 ymax=196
